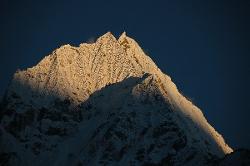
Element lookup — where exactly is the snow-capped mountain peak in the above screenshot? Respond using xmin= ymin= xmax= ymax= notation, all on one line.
xmin=0 ymin=32 xmax=232 ymax=166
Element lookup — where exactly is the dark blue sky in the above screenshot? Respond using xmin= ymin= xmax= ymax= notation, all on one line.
xmin=1 ymin=0 xmax=250 ymax=149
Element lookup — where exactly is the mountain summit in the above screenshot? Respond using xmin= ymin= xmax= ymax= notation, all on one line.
xmin=8 ymin=32 xmax=162 ymax=106
xmin=0 ymin=32 xmax=232 ymax=165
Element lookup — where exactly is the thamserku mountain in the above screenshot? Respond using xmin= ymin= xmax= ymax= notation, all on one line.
xmin=0 ymin=32 xmax=237 ymax=165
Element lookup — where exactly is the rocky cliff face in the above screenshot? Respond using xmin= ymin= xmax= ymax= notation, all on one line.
xmin=0 ymin=32 xmax=232 ymax=166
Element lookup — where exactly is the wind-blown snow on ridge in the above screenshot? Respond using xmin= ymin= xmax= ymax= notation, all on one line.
xmin=0 ymin=32 xmax=232 ymax=165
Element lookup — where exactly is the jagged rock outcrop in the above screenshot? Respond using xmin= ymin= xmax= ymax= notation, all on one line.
xmin=0 ymin=32 xmax=232 ymax=166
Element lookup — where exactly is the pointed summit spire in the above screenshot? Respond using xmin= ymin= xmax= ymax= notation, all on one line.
xmin=118 ymin=31 xmax=127 ymax=42
xmin=120 ymin=31 xmax=127 ymax=38
xmin=97 ymin=31 xmax=116 ymax=41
